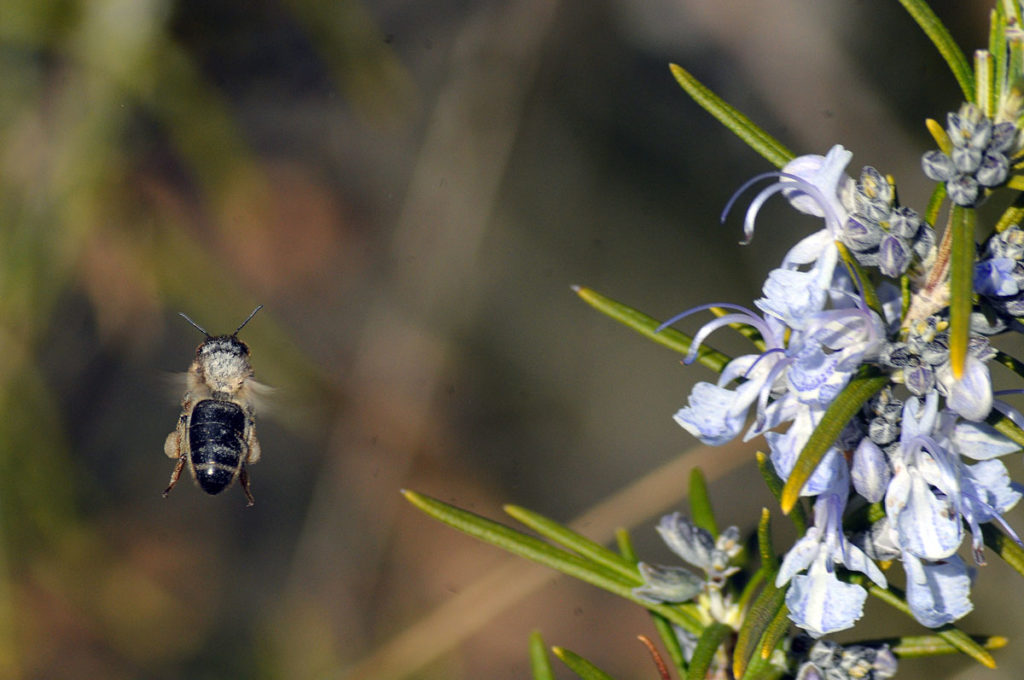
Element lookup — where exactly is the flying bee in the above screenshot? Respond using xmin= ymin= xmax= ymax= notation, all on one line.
xmin=164 ymin=305 xmax=267 ymax=506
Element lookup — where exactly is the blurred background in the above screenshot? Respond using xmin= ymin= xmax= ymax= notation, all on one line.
xmin=2 ymin=0 xmax=1021 ymax=678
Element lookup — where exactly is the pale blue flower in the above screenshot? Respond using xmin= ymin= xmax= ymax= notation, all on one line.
xmin=975 ymin=257 xmax=1019 ymax=296
xmin=885 ymin=394 xmax=963 ymax=560
xmin=776 ymin=465 xmax=886 ymax=637
xmin=903 ymin=552 xmax=974 ymax=627
xmin=673 ymin=381 xmax=757 ymax=445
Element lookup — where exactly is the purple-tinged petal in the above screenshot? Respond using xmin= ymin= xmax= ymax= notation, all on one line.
xmin=974 ymin=257 xmax=1019 ymax=296
xmin=785 ymin=556 xmax=868 ymax=638
xmin=892 ymin=472 xmax=962 ymax=559
xmin=756 ymin=268 xmax=828 ymax=328
xmin=903 ymin=553 xmax=973 ymax=628
xmin=952 ymin=420 xmax=1020 ymax=459
xmin=781 ymin=145 xmax=854 ymax=220
xmin=942 ymin=355 xmax=993 ymax=421
xmin=673 ymin=382 xmax=751 ymax=445
xmin=851 ymin=438 xmax=890 ymax=503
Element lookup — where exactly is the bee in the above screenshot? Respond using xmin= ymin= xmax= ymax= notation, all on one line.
xmin=163 ymin=305 xmax=266 ymax=506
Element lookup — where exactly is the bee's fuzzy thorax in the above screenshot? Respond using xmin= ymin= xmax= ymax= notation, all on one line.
xmin=194 ymin=336 xmax=253 ymax=398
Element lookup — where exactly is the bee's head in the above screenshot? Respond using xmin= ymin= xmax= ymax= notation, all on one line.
xmin=178 ymin=306 xmax=262 ymax=395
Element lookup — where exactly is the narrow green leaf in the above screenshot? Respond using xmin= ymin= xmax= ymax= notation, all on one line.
xmin=897 ymin=0 xmax=974 ymax=101
xmin=616 ymin=527 xmax=637 ymax=563
xmin=758 ymin=602 xmax=791 ymax=661
xmin=924 ymin=181 xmax=946 ymax=226
xmin=756 ymin=508 xmax=777 ymax=574
xmin=552 ymin=646 xmax=617 ymax=680
xmin=1010 ymin=40 xmax=1024 ymax=89
xmin=948 ymin=205 xmax=976 ymax=380
xmin=836 ymin=241 xmax=884 ymax=320
xmin=986 ymin=409 xmax=1024 ymax=450
xmin=756 ymin=452 xmax=808 ymax=534
xmin=995 ymin=199 xmax=1024 ymax=233
xmin=781 ymin=368 xmax=890 ymax=513
xmin=403 ymin=490 xmax=704 ymax=633
xmin=893 ymin=633 xmax=1007 ymax=658
xmin=736 ymin=568 xmax=766 ymax=617
xmin=689 ymin=467 xmax=718 ymax=537
xmin=976 ymin=50 xmax=993 ymax=118
xmin=530 ymin=631 xmax=555 ymax=680
xmin=687 ymin=623 xmax=732 ymax=680
xmin=864 ymin=582 xmax=996 ymax=668
xmin=505 ymin=505 xmax=640 ymax=583
xmin=1008 ymin=175 xmax=1024 ymax=192
xmin=739 ymin=651 xmax=786 ymax=680
xmin=733 ymin=579 xmax=787 ymax=680
xmin=991 ymin=7 xmax=1007 ymax=110
xmin=926 ymin=118 xmax=953 ymax=155
xmin=668 ymin=63 xmax=794 ymax=169
xmin=574 ymin=286 xmax=731 ymax=373
xmin=982 ymin=523 xmax=1024 ymax=577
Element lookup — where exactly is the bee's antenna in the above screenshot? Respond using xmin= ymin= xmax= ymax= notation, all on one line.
xmin=178 ymin=312 xmax=210 ymax=337
xmin=234 ymin=305 xmax=264 ymax=336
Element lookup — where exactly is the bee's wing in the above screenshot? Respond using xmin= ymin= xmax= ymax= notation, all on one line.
xmin=240 ymin=378 xmax=274 ymax=416
xmin=161 ymin=371 xmax=191 ymax=404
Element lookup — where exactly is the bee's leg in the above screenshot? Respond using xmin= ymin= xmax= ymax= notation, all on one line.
xmin=239 ymin=466 xmax=255 ymax=506
xmin=246 ymin=431 xmax=261 ymax=464
xmin=163 ymin=456 xmax=186 ymax=497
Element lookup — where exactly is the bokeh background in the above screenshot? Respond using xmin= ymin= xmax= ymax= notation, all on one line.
xmin=2 ymin=0 xmax=1022 ymax=678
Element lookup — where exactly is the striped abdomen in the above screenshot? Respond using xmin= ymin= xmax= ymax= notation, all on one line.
xmin=189 ymin=399 xmax=246 ymax=495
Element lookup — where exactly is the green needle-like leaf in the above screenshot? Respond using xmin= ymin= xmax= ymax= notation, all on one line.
xmin=982 ymin=523 xmax=1024 ymax=578
xmin=739 ymin=651 xmax=786 ymax=680
xmin=687 ymin=623 xmax=732 ymax=680
xmin=504 ymin=504 xmax=640 ymax=583
xmin=530 ymin=631 xmax=555 ymax=680
xmin=924 ymin=182 xmax=947 ymax=226
xmin=948 ymin=205 xmax=976 ymax=380
xmin=892 ymin=633 xmax=1007 ymax=658
xmin=403 ymin=490 xmax=703 ymax=633
xmin=733 ymin=579 xmax=787 ymax=680
xmin=780 ymin=368 xmax=889 ymax=513
xmin=668 ymin=64 xmax=794 ymax=169
xmin=689 ymin=467 xmax=718 ymax=537
xmin=574 ymin=286 xmax=731 ymax=373
xmin=897 ymin=0 xmax=974 ymax=101
xmin=986 ymin=409 xmax=1024 ymax=450
xmin=756 ymin=508 xmax=777 ymax=574
xmin=758 ymin=601 xmax=791 ymax=661
xmin=995 ymin=198 xmax=1024 ymax=233
xmin=991 ymin=8 xmax=1005 ymax=106
xmin=836 ymin=242 xmax=884 ymax=320
xmin=552 ymin=647 xmax=617 ymax=680
xmin=756 ymin=452 xmax=808 ymax=534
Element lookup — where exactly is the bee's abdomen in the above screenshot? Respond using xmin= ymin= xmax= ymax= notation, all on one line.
xmin=189 ymin=399 xmax=246 ymax=495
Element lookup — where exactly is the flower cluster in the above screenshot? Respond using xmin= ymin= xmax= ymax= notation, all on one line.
xmin=652 ymin=135 xmax=1024 ymax=640
xmin=922 ymin=102 xmax=1018 ymax=207
xmin=793 ymin=639 xmax=897 ymax=680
